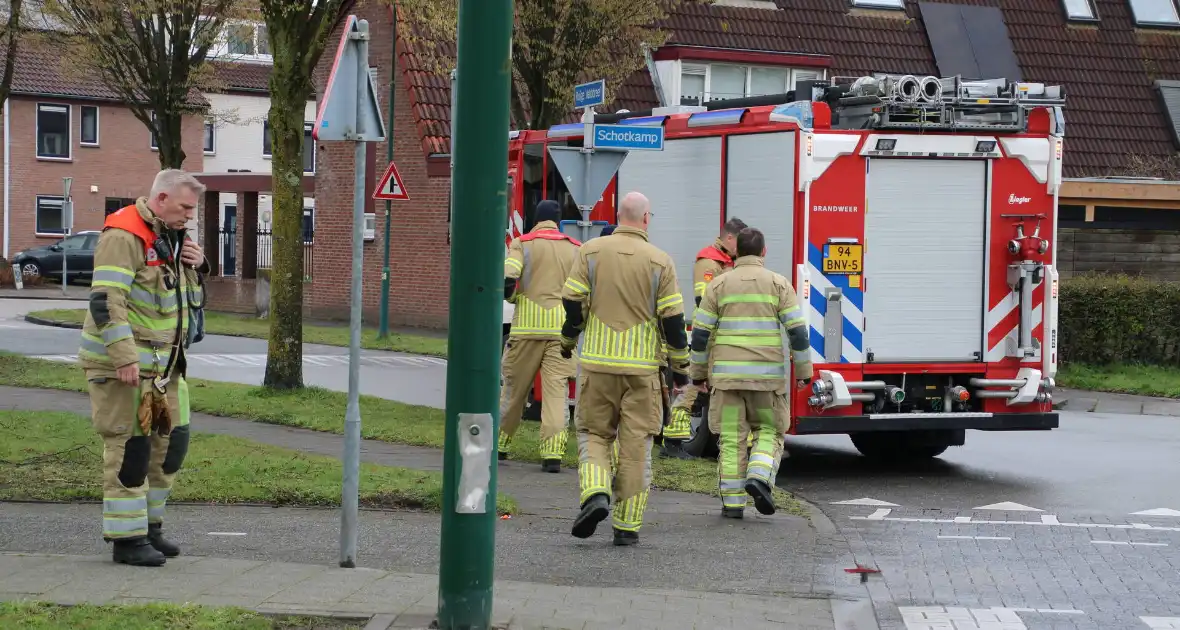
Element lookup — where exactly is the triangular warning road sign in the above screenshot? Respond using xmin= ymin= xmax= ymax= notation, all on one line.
xmin=373 ymin=162 xmax=409 ymax=200
xmin=312 ymin=15 xmax=386 ymax=143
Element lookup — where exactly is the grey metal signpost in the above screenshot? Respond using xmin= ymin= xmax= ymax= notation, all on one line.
xmin=61 ymin=177 xmax=73 ymax=295
xmin=310 ymin=15 xmax=387 ymax=569
xmin=548 ymin=80 xmax=665 ymax=242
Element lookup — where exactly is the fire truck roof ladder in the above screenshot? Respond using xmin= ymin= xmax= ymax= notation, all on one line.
xmin=820 ymin=74 xmax=1066 ymax=133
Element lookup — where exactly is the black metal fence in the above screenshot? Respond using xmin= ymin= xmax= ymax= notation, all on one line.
xmin=217 ymin=226 xmax=314 ymax=282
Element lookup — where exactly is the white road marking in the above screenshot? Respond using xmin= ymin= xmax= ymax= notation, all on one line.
xmin=1131 ymin=508 xmax=1180 ymax=517
xmin=938 ymin=535 xmax=1012 ymax=540
xmin=899 ymin=606 xmax=1084 ymax=630
xmin=973 ymin=501 xmax=1043 ymax=512
xmin=207 ymin=532 xmax=247 ymax=536
xmin=831 ymin=497 xmax=900 ymax=506
xmin=1142 ymin=618 xmax=1180 ymax=629
xmin=850 ymin=512 xmax=1180 ymax=532
xmin=1091 ymin=540 xmax=1167 ymax=547
xmin=1041 ymin=515 xmax=1060 ymax=524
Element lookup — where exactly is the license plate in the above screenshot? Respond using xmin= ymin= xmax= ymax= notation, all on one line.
xmin=822 ymin=243 xmax=862 ymax=274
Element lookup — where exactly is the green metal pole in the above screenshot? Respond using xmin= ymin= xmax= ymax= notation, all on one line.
xmin=377 ymin=0 xmax=397 ymax=340
xmin=436 ymin=0 xmax=511 ymax=626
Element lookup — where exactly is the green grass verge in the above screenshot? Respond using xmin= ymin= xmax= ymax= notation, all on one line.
xmin=1057 ymin=363 xmax=1180 ymax=399
xmin=0 ymin=409 xmax=515 ymax=514
xmin=0 ymin=601 xmax=362 ymax=629
xmin=26 ymin=308 xmax=448 ymax=358
xmin=0 ymin=353 xmax=804 ymax=515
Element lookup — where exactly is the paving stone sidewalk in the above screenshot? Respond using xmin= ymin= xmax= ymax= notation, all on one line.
xmin=1053 ymin=387 xmax=1180 ymax=417
xmin=0 ymin=552 xmax=837 ymax=630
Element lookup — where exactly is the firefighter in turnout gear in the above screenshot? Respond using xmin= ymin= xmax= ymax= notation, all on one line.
xmin=560 ymin=191 xmax=690 ymax=546
xmin=689 ymin=228 xmax=812 ymax=519
xmin=499 ymin=200 xmax=581 ymax=471
xmin=662 ymin=217 xmax=746 ymax=458
xmin=81 ymin=170 xmax=210 ymax=567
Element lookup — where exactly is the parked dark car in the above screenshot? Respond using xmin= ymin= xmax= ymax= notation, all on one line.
xmin=11 ymin=231 xmax=100 ymax=284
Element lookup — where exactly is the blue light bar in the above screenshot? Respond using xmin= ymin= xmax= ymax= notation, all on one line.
xmin=616 ymin=115 xmax=666 ymax=127
xmin=547 ymin=123 xmax=584 ymax=138
xmin=687 ymin=108 xmax=745 ymax=128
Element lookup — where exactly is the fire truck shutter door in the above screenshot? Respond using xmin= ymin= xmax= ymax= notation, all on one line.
xmin=617 ymin=136 xmax=722 ymax=325
xmin=863 ymin=158 xmax=986 ymax=362
xmin=726 ymin=131 xmax=796 ymax=355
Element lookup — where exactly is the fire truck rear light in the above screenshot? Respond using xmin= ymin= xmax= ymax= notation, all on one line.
xmin=950 ymin=385 xmax=970 ymax=402
xmin=875 ymin=138 xmax=897 ymax=151
xmin=974 ymin=140 xmax=996 ymax=152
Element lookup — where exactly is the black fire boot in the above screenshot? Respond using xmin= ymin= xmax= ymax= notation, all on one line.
xmin=612 ymin=528 xmax=639 ymax=546
xmin=112 ymin=536 xmax=167 ymax=567
xmin=722 ymin=507 xmax=745 ymax=519
xmin=498 ymin=452 xmax=508 ymax=461
xmin=659 ymin=438 xmax=693 ymax=460
xmin=148 ymin=523 xmax=181 ymax=557
xmin=541 ymin=459 xmax=561 ymax=473
xmin=571 ymin=494 xmax=610 ymax=539
xmin=744 ymin=478 xmax=776 ymax=516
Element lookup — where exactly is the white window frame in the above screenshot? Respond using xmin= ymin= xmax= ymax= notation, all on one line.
xmin=850 ymin=0 xmax=905 ymax=8
xmin=150 ymin=111 xmax=159 ymax=151
xmin=1062 ymin=0 xmax=1099 ymax=21
xmin=35 ymin=195 xmax=66 ymax=236
xmin=1127 ymin=0 xmax=1180 ymax=27
xmin=35 ymin=103 xmax=72 ymax=161
xmin=363 ymin=212 xmax=376 ymax=241
xmin=214 ymin=20 xmax=271 ymax=62
xmin=79 ymin=105 xmax=100 ymax=147
xmin=204 ymin=119 xmax=216 ymax=155
xmin=679 ymin=62 xmax=827 ymax=105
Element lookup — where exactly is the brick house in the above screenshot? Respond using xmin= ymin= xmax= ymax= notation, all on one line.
xmin=312 ymin=0 xmax=1180 ymax=329
xmin=0 ymin=37 xmax=206 ymax=262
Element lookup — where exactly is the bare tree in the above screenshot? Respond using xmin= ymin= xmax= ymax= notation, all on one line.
xmin=397 ymin=0 xmax=681 ymax=130
xmin=42 ymin=0 xmax=236 ymax=168
xmin=0 ymin=0 xmax=25 ymax=107
xmin=258 ymin=0 xmax=345 ymax=390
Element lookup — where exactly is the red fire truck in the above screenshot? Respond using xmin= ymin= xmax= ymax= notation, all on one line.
xmin=504 ymin=73 xmax=1064 ymax=460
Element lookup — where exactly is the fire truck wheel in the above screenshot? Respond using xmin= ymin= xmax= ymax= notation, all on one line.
xmin=848 ymin=432 xmax=952 ymax=461
xmin=682 ymin=410 xmax=719 ymax=460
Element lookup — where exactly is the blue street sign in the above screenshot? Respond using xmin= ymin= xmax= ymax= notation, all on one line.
xmin=592 ymin=124 xmax=665 ymax=151
xmin=574 ymin=79 xmax=606 ymax=109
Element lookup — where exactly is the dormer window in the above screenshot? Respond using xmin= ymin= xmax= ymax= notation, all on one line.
xmin=679 ymin=62 xmax=824 ymax=105
xmin=202 ymin=19 xmax=272 ymax=62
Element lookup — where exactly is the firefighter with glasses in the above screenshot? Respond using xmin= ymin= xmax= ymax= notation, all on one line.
xmin=81 ymin=169 xmax=209 ymax=566
xmin=560 ymin=191 xmax=690 ymax=546
xmin=689 ymin=227 xmax=812 ymax=518
xmin=498 ymin=200 xmax=581 ymax=471
xmin=662 ymin=217 xmax=747 ymax=458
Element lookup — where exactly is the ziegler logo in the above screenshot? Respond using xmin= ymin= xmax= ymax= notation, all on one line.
xmin=1008 ymin=193 xmax=1031 ymax=205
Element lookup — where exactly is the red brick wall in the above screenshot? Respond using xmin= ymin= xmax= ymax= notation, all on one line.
xmin=1 ymin=96 xmax=204 ymax=256
xmin=309 ymin=0 xmax=453 ymax=329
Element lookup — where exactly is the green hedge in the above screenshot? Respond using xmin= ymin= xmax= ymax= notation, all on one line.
xmin=1060 ymin=273 xmax=1180 ymax=366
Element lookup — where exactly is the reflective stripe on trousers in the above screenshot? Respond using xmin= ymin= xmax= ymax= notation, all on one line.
xmin=103 ymin=496 xmax=149 ymax=539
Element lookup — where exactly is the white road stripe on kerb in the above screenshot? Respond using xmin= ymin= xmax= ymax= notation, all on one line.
xmin=1142 ymin=617 xmax=1180 ymax=629
xmin=1091 ymin=540 xmax=1168 ymax=547
xmin=938 ymin=535 xmax=1012 ymax=540
xmin=207 ymin=532 xmax=247 ymax=536
xmin=851 ymin=511 xmax=1180 ymax=532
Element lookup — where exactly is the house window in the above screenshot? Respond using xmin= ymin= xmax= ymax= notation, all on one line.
xmin=303 ymin=123 xmax=315 ymax=173
xmin=850 ymin=0 xmax=905 ymax=8
xmin=36 ymin=195 xmax=65 ymax=235
xmin=150 ymin=111 xmax=158 ymax=150
xmin=263 ymin=120 xmax=317 ymax=172
xmin=80 ymin=106 xmax=100 ymax=146
xmin=204 ymin=120 xmax=216 ymax=154
xmin=36 ymin=103 xmax=71 ymax=159
xmin=226 ymin=22 xmax=270 ymax=57
xmin=302 ymin=208 xmax=314 ymax=244
xmin=1127 ymin=0 xmax=1180 ymax=25
xmin=679 ymin=63 xmax=825 ymax=105
xmin=1062 ymin=0 xmax=1098 ymax=20
xmin=105 ymin=197 xmax=136 ymax=216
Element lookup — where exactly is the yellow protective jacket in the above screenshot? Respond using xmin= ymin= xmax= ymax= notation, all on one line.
xmin=689 ymin=255 xmax=813 ymax=391
xmin=79 ymin=199 xmax=204 ymax=376
xmin=561 ymin=225 xmax=689 ymax=375
xmin=504 ymin=220 xmax=581 ymax=339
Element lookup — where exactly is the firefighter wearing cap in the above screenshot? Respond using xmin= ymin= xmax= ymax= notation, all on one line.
xmin=498 ymin=200 xmax=581 ymax=472
xmin=81 ymin=170 xmax=209 ymax=567
xmin=689 ymin=227 xmax=812 ymax=519
xmin=662 ymin=217 xmax=747 ymax=458
xmin=560 ymin=191 xmax=689 ymax=546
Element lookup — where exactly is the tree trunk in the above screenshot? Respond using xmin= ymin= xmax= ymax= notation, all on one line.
xmin=156 ymin=112 xmax=187 ymax=169
xmin=0 ymin=0 xmax=24 ymax=107
xmin=262 ymin=88 xmax=306 ymax=389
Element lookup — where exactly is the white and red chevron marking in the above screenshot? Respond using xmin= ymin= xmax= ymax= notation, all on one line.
xmin=984 ymin=282 xmax=1045 ymax=362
